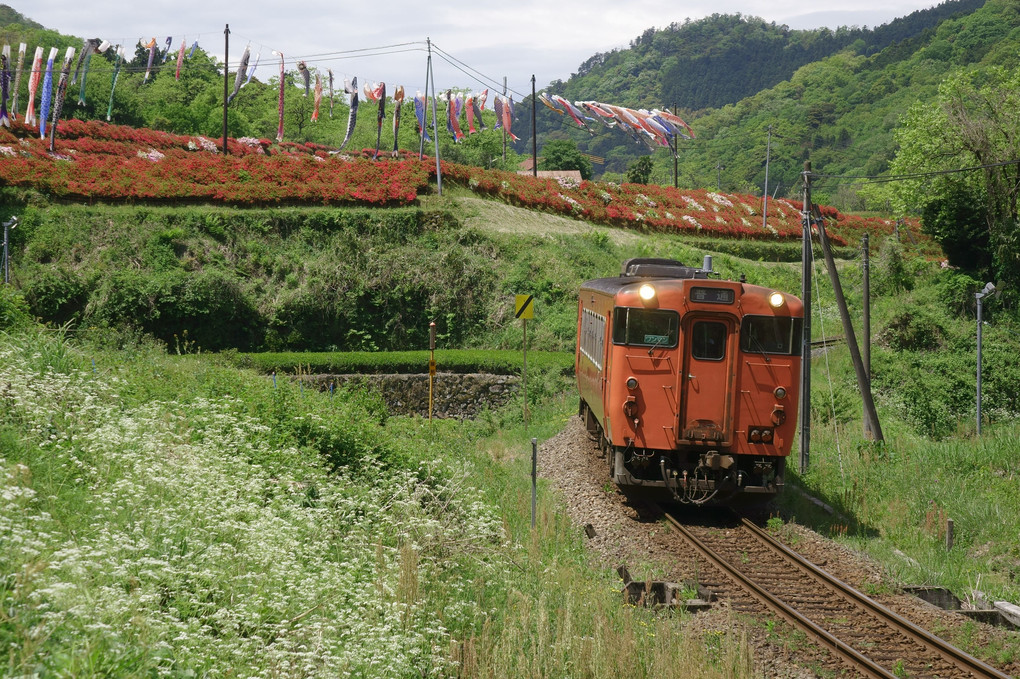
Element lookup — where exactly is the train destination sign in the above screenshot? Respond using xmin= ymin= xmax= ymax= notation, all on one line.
xmin=690 ymin=287 xmax=735 ymax=304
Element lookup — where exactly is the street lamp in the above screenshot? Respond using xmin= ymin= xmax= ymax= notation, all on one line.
xmin=2 ymin=216 xmax=16 ymax=284
xmin=975 ymin=281 xmax=995 ymax=435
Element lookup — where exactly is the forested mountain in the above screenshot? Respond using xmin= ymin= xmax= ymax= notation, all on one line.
xmin=557 ymin=0 xmax=984 ymax=113
xmin=512 ymin=0 xmax=1020 ymax=210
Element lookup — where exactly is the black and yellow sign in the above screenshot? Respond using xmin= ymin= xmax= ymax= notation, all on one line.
xmin=515 ymin=294 xmax=535 ymax=320
xmin=428 ymin=359 xmax=436 ymax=376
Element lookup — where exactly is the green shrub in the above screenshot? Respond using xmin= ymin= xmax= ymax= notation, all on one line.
xmin=238 ymin=349 xmax=575 ymax=376
xmin=88 ymin=269 xmax=263 ymax=351
xmin=21 ymin=268 xmax=89 ymax=325
xmin=879 ymin=307 xmax=947 ymax=351
xmin=0 ymin=286 xmax=33 ymax=330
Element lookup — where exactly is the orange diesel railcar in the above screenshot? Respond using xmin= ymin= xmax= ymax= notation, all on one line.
xmin=576 ymin=258 xmax=803 ymax=505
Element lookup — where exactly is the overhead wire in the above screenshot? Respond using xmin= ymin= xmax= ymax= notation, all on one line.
xmin=430 ymin=44 xmax=522 ymax=96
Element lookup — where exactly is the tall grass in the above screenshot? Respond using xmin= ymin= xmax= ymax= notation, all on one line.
xmin=1 ymin=327 xmax=754 ymax=677
xmin=788 ymin=408 xmax=1020 ymax=602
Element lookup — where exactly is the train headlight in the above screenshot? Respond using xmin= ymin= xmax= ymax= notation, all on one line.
xmin=769 ymin=291 xmax=785 ymax=308
xmin=639 ymin=284 xmax=656 ymax=302
xmin=750 ymin=429 xmax=762 ymax=442
xmin=626 ymin=377 xmax=639 ymax=390
xmin=774 ymin=386 xmax=787 ymax=400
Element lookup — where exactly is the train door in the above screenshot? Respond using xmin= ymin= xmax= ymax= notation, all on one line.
xmin=678 ymin=316 xmax=736 ymax=445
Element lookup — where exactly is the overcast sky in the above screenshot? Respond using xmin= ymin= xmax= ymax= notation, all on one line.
xmin=22 ymin=0 xmax=940 ymax=99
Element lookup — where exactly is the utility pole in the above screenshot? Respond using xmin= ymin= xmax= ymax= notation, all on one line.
xmin=2 ymin=215 xmax=16 ymax=281
xmin=531 ymin=75 xmax=537 ymax=178
xmin=762 ymin=125 xmax=772 ymax=231
xmin=222 ymin=24 xmax=229 ymax=154
xmin=426 ymin=39 xmax=442 ymax=195
xmin=672 ymin=103 xmax=679 ymax=189
xmin=862 ymin=233 xmax=874 ymax=437
xmin=502 ymin=76 xmax=507 ymax=162
xmin=976 ymin=282 xmax=995 ymax=434
xmin=799 ymin=162 xmax=812 ymax=473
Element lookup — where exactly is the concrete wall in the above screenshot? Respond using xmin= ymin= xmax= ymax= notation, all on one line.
xmin=300 ymin=373 xmax=520 ymax=418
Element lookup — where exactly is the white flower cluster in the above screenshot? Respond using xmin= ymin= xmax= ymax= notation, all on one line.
xmin=682 ymin=215 xmax=702 ymax=229
xmin=0 ymin=334 xmax=504 ymax=677
xmin=186 ymin=136 xmax=219 ymax=153
xmin=137 ymin=148 xmax=165 ymax=162
xmin=634 ymin=194 xmax=657 ymax=208
xmin=555 ymin=175 xmax=580 ymax=189
xmin=236 ymin=137 xmax=267 ymax=154
xmin=0 ymin=145 xmax=15 ymax=157
xmin=682 ymin=196 xmax=705 ymax=211
xmin=599 ymin=191 xmax=612 ymax=204
xmin=706 ymin=192 xmax=734 ymax=208
xmin=559 ymin=193 xmax=583 ymax=214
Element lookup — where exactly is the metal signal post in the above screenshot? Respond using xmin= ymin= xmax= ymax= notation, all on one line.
xmin=515 ymin=295 xmax=535 ymax=427
xmin=428 ymin=321 xmax=437 ymax=423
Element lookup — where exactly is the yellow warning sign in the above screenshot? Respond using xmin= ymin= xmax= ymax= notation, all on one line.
xmin=515 ymin=294 xmax=535 ymax=320
xmin=428 ymin=359 xmax=436 ymax=376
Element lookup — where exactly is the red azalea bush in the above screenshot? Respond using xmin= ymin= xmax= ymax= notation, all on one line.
xmin=0 ymin=117 xmax=927 ymax=247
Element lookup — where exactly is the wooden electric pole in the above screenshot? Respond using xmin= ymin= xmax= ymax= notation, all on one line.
xmin=816 ymin=211 xmax=884 ymax=442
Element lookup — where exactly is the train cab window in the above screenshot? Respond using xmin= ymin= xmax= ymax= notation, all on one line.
xmin=612 ymin=308 xmax=679 ymax=347
xmin=740 ymin=315 xmax=803 ymax=356
xmin=691 ymin=321 xmax=727 ymax=360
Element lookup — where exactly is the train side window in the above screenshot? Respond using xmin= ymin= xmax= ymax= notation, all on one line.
xmin=612 ymin=308 xmax=679 ymax=347
xmin=691 ymin=321 xmax=727 ymax=361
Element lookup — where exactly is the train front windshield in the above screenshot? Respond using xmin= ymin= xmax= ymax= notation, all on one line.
xmin=613 ymin=308 xmax=680 ymax=347
xmin=740 ymin=315 xmax=803 ymax=355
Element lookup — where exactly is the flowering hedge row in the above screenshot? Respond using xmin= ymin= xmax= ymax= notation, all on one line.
xmin=0 ymin=118 xmax=925 ymax=246
xmin=0 ymin=120 xmax=430 ymax=206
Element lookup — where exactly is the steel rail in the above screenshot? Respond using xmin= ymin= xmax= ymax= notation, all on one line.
xmin=739 ymin=517 xmax=1012 ymax=679
xmin=663 ymin=513 xmax=898 ymax=679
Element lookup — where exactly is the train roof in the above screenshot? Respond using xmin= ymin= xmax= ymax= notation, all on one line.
xmin=580 ymin=258 xmax=713 ymax=295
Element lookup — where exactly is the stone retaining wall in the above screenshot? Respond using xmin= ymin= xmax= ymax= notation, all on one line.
xmin=300 ymin=373 xmax=520 ymax=419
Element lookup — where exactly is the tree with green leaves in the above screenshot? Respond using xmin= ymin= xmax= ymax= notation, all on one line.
xmin=890 ymin=65 xmax=1020 ymax=293
xmin=539 ymin=139 xmax=592 ymax=180
xmin=626 ymin=156 xmax=653 ymax=184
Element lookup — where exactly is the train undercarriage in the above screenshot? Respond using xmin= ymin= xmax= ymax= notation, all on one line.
xmin=581 ymin=402 xmax=785 ymax=506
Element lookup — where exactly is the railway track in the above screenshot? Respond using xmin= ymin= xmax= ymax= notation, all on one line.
xmin=664 ymin=512 xmax=1013 ymax=679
